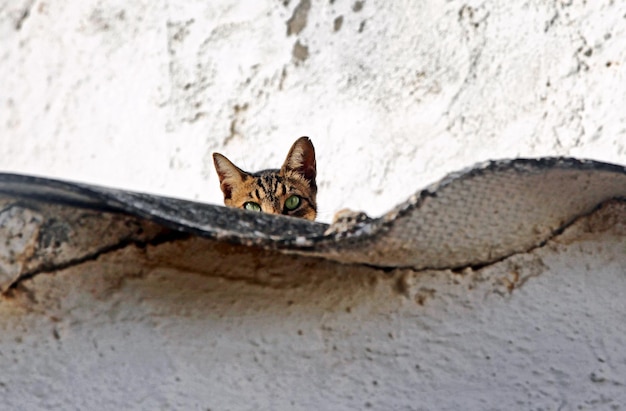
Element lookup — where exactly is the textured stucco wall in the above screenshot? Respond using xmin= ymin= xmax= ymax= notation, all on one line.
xmin=1 ymin=1 xmax=626 ymax=410
xmin=1 ymin=0 xmax=625 ymax=220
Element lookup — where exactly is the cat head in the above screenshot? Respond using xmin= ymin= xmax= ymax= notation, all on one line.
xmin=213 ymin=137 xmax=317 ymax=220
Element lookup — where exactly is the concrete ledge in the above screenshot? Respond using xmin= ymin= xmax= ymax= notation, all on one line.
xmin=0 ymin=195 xmax=624 ymax=409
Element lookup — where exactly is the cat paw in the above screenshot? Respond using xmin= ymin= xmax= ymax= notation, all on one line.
xmin=324 ymin=208 xmax=373 ymax=236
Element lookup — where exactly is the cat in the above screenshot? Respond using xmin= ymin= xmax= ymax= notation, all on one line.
xmin=213 ymin=137 xmax=317 ymax=220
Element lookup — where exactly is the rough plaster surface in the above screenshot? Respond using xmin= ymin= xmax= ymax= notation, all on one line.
xmin=0 ymin=198 xmax=624 ymax=410
xmin=1 ymin=0 xmax=625 ymax=221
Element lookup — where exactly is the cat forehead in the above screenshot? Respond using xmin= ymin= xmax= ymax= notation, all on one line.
xmin=249 ymin=171 xmax=293 ymax=192
xmin=250 ymin=170 xmax=309 ymax=188
xmin=250 ymin=169 xmax=280 ymax=177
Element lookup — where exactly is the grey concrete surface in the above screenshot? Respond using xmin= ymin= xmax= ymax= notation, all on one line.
xmin=0 ymin=197 xmax=624 ymax=410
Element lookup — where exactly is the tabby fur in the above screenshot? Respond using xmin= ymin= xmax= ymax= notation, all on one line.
xmin=213 ymin=137 xmax=317 ymax=220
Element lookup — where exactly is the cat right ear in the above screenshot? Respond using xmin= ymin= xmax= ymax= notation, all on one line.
xmin=281 ymin=136 xmax=316 ymax=185
xmin=213 ymin=153 xmax=247 ymax=200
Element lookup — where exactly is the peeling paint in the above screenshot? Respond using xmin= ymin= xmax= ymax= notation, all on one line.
xmin=0 ymin=203 xmax=42 ymax=291
xmin=286 ymin=0 xmax=311 ymax=36
xmin=292 ymin=39 xmax=309 ymax=62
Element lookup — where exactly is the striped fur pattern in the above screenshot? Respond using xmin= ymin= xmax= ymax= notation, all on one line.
xmin=213 ymin=137 xmax=317 ymax=220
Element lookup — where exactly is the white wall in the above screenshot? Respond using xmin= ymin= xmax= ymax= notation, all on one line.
xmin=2 ymin=0 xmax=625 ymax=222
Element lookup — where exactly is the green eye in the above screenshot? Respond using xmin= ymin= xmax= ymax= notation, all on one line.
xmin=285 ymin=195 xmax=300 ymax=210
xmin=244 ymin=202 xmax=261 ymax=212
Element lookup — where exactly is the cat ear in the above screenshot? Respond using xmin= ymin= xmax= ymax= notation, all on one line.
xmin=281 ymin=137 xmax=316 ymax=185
xmin=213 ymin=153 xmax=248 ymax=200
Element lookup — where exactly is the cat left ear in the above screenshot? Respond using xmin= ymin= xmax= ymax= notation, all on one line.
xmin=281 ymin=136 xmax=316 ymax=186
xmin=213 ymin=153 xmax=248 ymax=201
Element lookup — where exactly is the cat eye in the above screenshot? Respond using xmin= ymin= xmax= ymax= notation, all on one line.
xmin=244 ymin=202 xmax=261 ymax=212
xmin=285 ymin=195 xmax=300 ymax=210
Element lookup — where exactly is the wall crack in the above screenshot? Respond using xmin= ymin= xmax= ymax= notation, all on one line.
xmin=4 ymin=230 xmax=189 ymax=293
